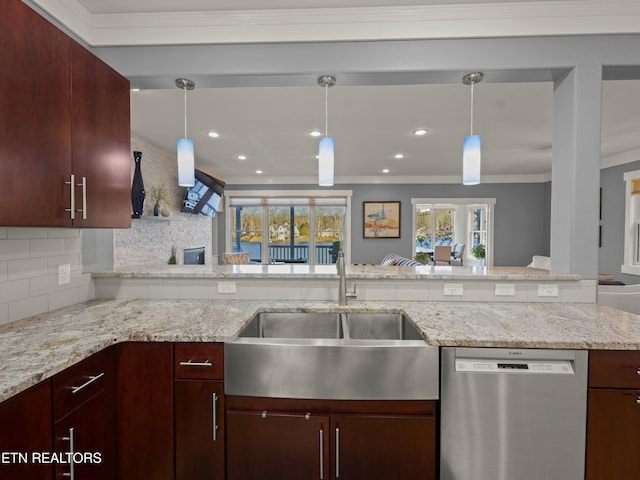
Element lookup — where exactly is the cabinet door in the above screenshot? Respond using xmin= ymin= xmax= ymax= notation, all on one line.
xmin=331 ymin=414 xmax=436 ymax=480
xmin=586 ymin=388 xmax=640 ymax=479
xmin=0 ymin=0 xmax=72 ymax=227
xmin=70 ymin=42 xmax=131 ymax=228
xmin=0 ymin=381 xmax=53 ymax=480
xmin=227 ymin=410 xmax=329 ymax=480
xmin=54 ymin=390 xmax=115 ymax=480
xmin=175 ymin=380 xmax=225 ymax=480
xmin=116 ymin=343 xmax=173 ymax=480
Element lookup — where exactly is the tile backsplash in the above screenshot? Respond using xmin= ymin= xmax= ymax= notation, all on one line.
xmin=0 ymin=227 xmax=93 ymax=326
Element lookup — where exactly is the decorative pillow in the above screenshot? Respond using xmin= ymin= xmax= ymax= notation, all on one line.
xmin=394 ymin=257 xmax=423 ymax=267
xmin=380 ymin=253 xmax=399 ymax=266
xmin=527 ymin=255 xmax=551 ymax=270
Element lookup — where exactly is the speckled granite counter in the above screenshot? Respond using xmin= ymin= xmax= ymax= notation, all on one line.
xmin=1 ymin=298 xmax=639 ymax=403
xmin=92 ymin=264 xmax=582 ymax=281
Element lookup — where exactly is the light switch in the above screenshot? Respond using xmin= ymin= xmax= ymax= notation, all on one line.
xmin=538 ymin=284 xmax=559 ymax=297
xmin=444 ymin=283 xmax=464 ymax=296
xmin=218 ymin=282 xmax=237 ymax=294
xmin=495 ymin=284 xmax=515 ymax=296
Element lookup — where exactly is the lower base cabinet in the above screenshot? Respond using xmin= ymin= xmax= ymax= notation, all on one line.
xmin=227 ymin=411 xmax=330 ymax=479
xmin=332 ymin=414 xmax=436 ymax=479
xmin=586 ymin=350 xmax=640 ymax=479
xmin=175 ymin=380 xmax=225 ymax=480
xmin=0 ymin=381 xmax=53 ymax=480
xmin=226 ymin=397 xmax=437 ymax=480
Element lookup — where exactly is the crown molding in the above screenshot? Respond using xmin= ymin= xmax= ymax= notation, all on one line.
xmin=29 ymin=0 xmax=640 ymax=46
xmin=222 ymin=173 xmax=553 ymax=185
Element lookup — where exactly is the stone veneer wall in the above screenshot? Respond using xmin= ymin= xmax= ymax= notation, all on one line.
xmin=113 ymin=133 xmax=213 ymax=267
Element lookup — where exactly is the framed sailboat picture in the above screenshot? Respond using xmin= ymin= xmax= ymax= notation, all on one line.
xmin=363 ymin=201 xmax=401 ymax=238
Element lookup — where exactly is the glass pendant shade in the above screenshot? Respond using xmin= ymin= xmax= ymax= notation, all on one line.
xmin=463 ymin=135 xmax=481 ymax=185
xmin=318 ymin=137 xmax=335 ymax=187
xmin=177 ymin=138 xmax=195 ymax=186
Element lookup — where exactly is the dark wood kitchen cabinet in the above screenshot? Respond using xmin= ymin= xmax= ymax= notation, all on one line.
xmin=116 ymin=342 xmax=174 ymax=480
xmin=0 ymin=380 xmax=53 ymax=480
xmin=227 ymin=410 xmax=329 ymax=480
xmin=226 ymin=396 xmax=437 ymax=480
xmin=0 ymin=0 xmax=131 ymax=228
xmin=331 ymin=413 xmax=436 ymax=480
xmin=586 ymin=350 xmax=640 ymax=479
xmin=53 ymin=348 xmax=116 ymax=480
xmin=174 ymin=343 xmax=226 ymax=480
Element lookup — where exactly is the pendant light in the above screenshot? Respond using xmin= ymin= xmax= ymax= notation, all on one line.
xmin=462 ymin=72 xmax=483 ymax=185
xmin=317 ymin=75 xmax=336 ymax=187
xmin=176 ymin=78 xmax=196 ymax=187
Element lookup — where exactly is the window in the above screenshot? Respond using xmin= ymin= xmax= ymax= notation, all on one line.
xmin=412 ymin=198 xmax=495 ymax=265
xmin=225 ymin=191 xmax=352 ymax=265
xmin=622 ymin=171 xmax=640 ymax=275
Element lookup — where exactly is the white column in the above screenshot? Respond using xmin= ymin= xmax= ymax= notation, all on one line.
xmin=551 ymin=65 xmax=602 ymax=277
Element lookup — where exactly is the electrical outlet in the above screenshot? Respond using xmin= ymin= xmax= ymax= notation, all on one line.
xmin=538 ymin=284 xmax=559 ymax=297
xmin=218 ymin=282 xmax=237 ymax=294
xmin=57 ymin=264 xmax=71 ymax=285
xmin=444 ymin=283 xmax=464 ymax=296
xmin=495 ymin=284 xmax=515 ymax=296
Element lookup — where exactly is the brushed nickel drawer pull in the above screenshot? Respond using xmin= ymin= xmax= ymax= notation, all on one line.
xmin=179 ymin=359 xmax=212 ymax=367
xmin=71 ymin=372 xmax=104 ymax=395
xmin=636 ymin=396 xmax=640 ymax=405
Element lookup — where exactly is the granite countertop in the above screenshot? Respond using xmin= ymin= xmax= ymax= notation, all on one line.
xmin=1 ymin=298 xmax=638 ymax=403
xmin=92 ymin=264 xmax=582 ymax=281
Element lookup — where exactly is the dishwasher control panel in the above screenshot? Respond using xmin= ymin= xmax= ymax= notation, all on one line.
xmin=455 ymin=359 xmax=574 ymax=374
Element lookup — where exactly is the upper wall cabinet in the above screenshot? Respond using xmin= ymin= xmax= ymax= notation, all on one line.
xmin=0 ymin=0 xmax=131 ymax=228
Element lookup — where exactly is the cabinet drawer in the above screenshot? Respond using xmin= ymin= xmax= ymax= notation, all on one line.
xmin=589 ymin=350 xmax=640 ymax=388
xmin=174 ymin=343 xmax=224 ymax=379
xmin=54 ymin=349 xmax=114 ymax=420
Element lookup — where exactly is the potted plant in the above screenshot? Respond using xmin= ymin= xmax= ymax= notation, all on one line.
xmin=148 ymin=185 xmax=169 ymax=216
xmin=471 ymin=244 xmax=486 ymax=266
xmin=168 ymin=246 xmax=177 ymax=265
xmin=414 ymin=252 xmax=430 ymax=265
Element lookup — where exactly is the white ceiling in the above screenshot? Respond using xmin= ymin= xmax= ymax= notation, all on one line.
xmin=29 ymin=0 xmax=640 ymax=184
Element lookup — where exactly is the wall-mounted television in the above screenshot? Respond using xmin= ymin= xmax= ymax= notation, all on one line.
xmin=181 ymin=169 xmax=225 ymax=217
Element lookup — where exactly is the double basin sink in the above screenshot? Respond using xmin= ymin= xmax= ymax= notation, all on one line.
xmin=224 ymin=311 xmax=439 ymax=400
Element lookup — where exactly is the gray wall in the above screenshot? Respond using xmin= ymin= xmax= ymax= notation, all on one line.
xmin=600 ymin=160 xmax=640 ymax=284
xmin=224 ymin=182 xmax=550 ymax=266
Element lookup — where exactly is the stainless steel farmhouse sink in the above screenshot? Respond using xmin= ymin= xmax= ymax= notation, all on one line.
xmin=225 ymin=311 xmax=439 ymax=400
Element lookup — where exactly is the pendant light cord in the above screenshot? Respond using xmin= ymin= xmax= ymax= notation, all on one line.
xmin=184 ymin=84 xmax=188 ymax=139
xmin=325 ymin=84 xmax=329 ymax=138
xmin=470 ymin=80 xmax=475 ymax=136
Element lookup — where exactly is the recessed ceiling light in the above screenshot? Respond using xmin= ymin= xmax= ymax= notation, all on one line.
xmin=382 ymin=168 xmax=390 ymax=173
xmin=256 ymin=170 xmax=263 ymax=174
xmin=309 ymin=130 xmax=322 ymax=137
xmin=238 ymin=155 xmax=247 ymax=160
xmin=207 ymin=131 xmax=221 ymax=138
xmin=413 ymin=128 xmax=429 ymax=136
xmin=130 ymin=88 xmax=143 ymax=92
xmin=394 ymin=153 xmax=404 ymax=159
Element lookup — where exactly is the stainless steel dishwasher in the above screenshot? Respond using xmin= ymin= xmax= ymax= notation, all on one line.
xmin=440 ymin=347 xmax=588 ymax=480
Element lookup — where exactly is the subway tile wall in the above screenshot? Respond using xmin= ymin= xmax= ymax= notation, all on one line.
xmin=0 ymin=227 xmax=94 ymax=326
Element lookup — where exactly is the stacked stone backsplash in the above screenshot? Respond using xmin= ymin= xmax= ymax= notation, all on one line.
xmin=113 ymin=133 xmax=213 ymax=267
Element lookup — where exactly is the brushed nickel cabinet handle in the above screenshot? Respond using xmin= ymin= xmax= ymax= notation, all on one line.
xmin=212 ymin=393 xmax=219 ymax=441
xmin=77 ymin=176 xmax=87 ymax=220
xmin=179 ymin=359 xmax=212 ymax=367
xmin=71 ymin=372 xmax=104 ymax=395
xmin=319 ymin=428 xmax=324 ymax=480
xmin=335 ymin=427 xmax=340 ymax=478
xmin=65 ymin=174 xmax=75 ymax=220
xmin=61 ymin=427 xmax=75 ymax=479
